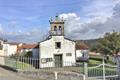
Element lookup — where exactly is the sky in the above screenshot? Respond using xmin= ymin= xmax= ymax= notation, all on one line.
xmin=0 ymin=0 xmax=120 ymax=43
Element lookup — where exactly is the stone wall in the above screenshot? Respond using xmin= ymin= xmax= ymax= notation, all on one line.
xmin=18 ymin=71 xmax=84 ymax=80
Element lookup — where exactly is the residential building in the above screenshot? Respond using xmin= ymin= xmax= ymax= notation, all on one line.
xmin=0 ymin=39 xmax=5 ymax=56
xmin=17 ymin=44 xmax=39 ymax=59
xmin=75 ymin=42 xmax=89 ymax=62
xmin=3 ymin=42 xmax=18 ymax=56
xmin=0 ymin=38 xmax=6 ymax=65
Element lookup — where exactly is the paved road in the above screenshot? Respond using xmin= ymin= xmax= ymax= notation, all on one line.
xmin=0 ymin=67 xmax=34 ymax=80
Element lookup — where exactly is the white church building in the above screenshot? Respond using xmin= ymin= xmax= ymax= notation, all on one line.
xmin=39 ymin=15 xmax=76 ymax=68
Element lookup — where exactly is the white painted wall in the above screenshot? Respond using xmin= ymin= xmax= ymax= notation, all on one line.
xmin=76 ymin=50 xmax=83 ymax=58
xmin=3 ymin=44 xmax=17 ymax=56
xmin=0 ymin=40 xmax=4 ymax=56
xmin=76 ymin=50 xmax=89 ymax=59
xmin=39 ymin=36 xmax=76 ymax=68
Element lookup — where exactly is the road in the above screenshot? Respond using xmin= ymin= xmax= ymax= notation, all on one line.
xmin=0 ymin=67 xmax=34 ymax=80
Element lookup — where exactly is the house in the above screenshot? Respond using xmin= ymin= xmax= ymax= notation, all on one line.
xmin=39 ymin=15 xmax=76 ymax=68
xmin=17 ymin=44 xmax=39 ymax=59
xmin=3 ymin=42 xmax=18 ymax=56
xmin=0 ymin=38 xmax=5 ymax=56
xmin=0 ymin=38 xmax=6 ymax=65
xmin=75 ymin=42 xmax=89 ymax=62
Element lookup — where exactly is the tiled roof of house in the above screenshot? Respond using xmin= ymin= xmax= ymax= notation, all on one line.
xmin=76 ymin=43 xmax=89 ymax=50
xmin=18 ymin=44 xmax=39 ymax=49
xmin=17 ymin=44 xmax=39 ymax=53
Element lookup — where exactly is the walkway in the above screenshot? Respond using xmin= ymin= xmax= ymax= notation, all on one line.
xmin=0 ymin=67 xmax=35 ymax=80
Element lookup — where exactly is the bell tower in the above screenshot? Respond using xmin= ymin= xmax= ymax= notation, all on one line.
xmin=49 ymin=15 xmax=64 ymax=36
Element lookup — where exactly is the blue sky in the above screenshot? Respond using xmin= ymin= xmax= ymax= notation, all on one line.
xmin=0 ymin=0 xmax=82 ymax=28
xmin=0 ymin=0 xmax=120 ymax=43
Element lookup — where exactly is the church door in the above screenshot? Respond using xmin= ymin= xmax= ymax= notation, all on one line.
xmin=54 ymin=54 xmax=63 ymax=67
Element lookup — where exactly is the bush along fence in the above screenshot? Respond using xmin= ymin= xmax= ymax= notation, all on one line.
xmin=0 ymin=56 xmax=119 ymax=80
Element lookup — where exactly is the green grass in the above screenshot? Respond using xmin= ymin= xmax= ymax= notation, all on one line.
xmin=16 ymin=61 xmax=35 ymax=70
xmin=88 ymin=59 xmax=102 ymax=66
xmin=88 ymin=67 xmax=117 ymax=77
xmin=5 ymin=59 xmax=35 ymax=70
xmin=88 ymin=56 xmax=117 ymax=77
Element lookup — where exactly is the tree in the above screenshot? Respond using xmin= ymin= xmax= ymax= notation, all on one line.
xmin=94 ymin=31 xmax=120 ymax=55
xmin=24 ymin=51 xmax=33 ymax=57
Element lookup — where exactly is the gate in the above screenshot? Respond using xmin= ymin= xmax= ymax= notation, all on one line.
xmin=88 ymin=60 xmax=118 ymax=80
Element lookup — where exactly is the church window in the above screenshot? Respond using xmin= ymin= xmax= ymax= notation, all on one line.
xmin=55 ymin=42 xmax=61 ymax=49
xmin=59 ymin=26 xmax=62 ymax=30
xmin=54 ymin=26 xmax=57 ymax=31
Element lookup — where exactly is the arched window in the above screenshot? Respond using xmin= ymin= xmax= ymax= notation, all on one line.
xmin=54 ymin=26 xmax=57 ymax=31
xmin=59 ymin=26 xmax=62 ymax=30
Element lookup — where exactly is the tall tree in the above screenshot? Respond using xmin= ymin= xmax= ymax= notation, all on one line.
xmin=95 ymin=32 xmax=120 ymax=55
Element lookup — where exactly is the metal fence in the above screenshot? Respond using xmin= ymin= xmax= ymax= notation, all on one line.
xmin=4 ymin=56 xmax=85 ymax=80
xmin=88 ymin=59 xmax=118 ymax=80
xmin=2 ymin=56 xmax=119 ymax=80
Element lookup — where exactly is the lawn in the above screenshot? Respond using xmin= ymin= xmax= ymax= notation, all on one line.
xmin=5 ymin=58 xmax=35 ymax=70
xmin=88 ymin=56 xmax=117 ymax=77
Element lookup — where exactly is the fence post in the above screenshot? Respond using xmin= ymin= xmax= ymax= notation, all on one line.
xmin=54 ymin=71 xmax=58 ymax=80
xmin=83 ymin=74 xmax=86 ymax=80
xmin=15 ymin=57 xmax=17 ymax=69
xmin=103 ymin=57 xmax=105 ymax=80
xmin=83 ymin=62 xmax=88 ymax=78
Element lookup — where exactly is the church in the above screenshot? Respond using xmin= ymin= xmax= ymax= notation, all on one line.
xmin=39 ymin=16 xmax=89 ymax=68
xmin=39 ymin=15 xmax=89 ymax=68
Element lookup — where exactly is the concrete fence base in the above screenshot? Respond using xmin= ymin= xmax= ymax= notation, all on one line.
xmin=18 ymin=71 xmax=84 ymax=80
xmin=0 ymin=56 xmax=5 ymax=65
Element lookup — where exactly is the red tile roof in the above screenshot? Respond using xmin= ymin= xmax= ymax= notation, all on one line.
xmin=18 ymin=44 xmax=39 ymax=49
xmin=17 ymin=44 xmax=39 ymax=53
xmin=76 ymin=43 xmax=89 ymax=50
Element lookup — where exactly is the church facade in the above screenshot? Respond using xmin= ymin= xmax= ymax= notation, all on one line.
xmin=39 ymin=15 xmax=76 ymax=68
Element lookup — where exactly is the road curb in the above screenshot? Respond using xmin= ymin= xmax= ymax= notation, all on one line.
xmin=0 ymin=64 xmax=18 ymax=72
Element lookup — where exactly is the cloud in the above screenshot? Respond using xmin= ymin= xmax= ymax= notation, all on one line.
xmin=3 ymin=27 xmax=48 ymax=43
xmin=1 ymin=0 xmax=120 ymax=43
xmin=59 ymin=1 xmax=120 ymax=40
xmin=59 ymin=13 xmax=108 ymax=40
xmin=0 ymin=24 xmax=4 ymax=37
xmin=81 ymin=0 xmax=120 ymax=22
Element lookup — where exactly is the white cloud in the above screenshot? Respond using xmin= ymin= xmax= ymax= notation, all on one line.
xmin=59 ymin=1 xmax=120 ymax=40
xmin=3 ymin=27 xmax=48 ymax=43
xmin=1 ymin=0 xmax=120 ymax=43
xmin=0 ymin=24 xmax=4 ymax=36
xmin=59 ymin=13 xmax=82 ymax=34
xmin=0 ymin=24 xmax=3 ymax=31
xmin=59 ymin=13 xmax=107 ymax=40
xmin=81 ymin=0 xmax=120 ymax=22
